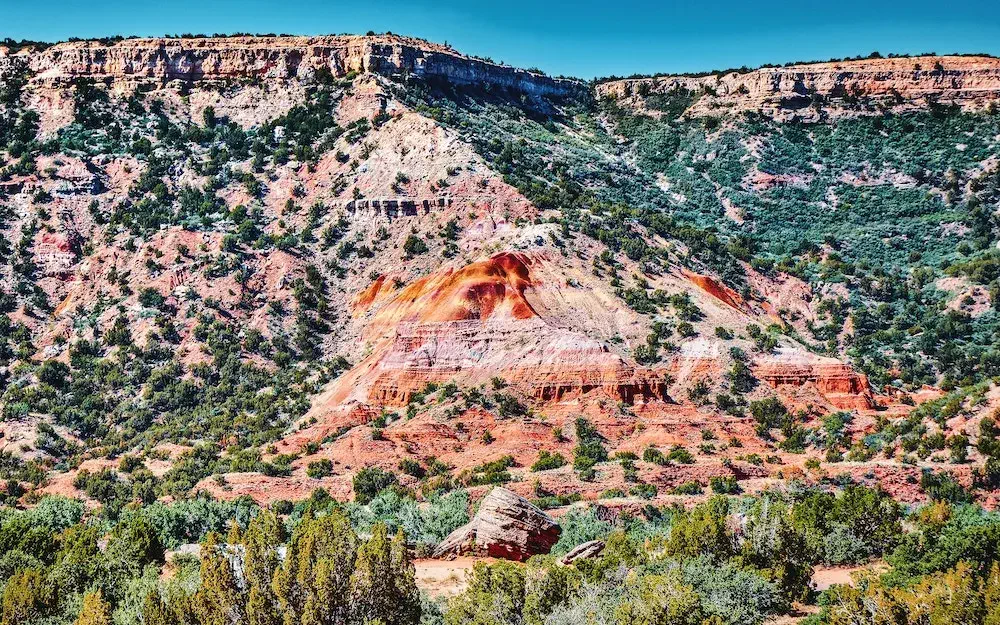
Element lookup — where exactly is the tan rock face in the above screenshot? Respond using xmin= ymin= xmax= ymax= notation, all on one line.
xmin=8 ymin=35 xmax=583 ymax=99
xmin=598 ymin=55 xmax=1000 ymax=119
xmin=433 ymin=487 xmax=561 ymax=561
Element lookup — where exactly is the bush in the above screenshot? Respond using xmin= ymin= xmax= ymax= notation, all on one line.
xmin=573 ymin=418 xmax=608 ymax=478
xmin=630 ymin=483 xmax=657 ymax=499
xmin=668 ymin=446 xmax=695 ymax=464
xmin=398 ymin=458 xmax=425 ymax=478
xmin=306 ymin=459 xmax=333 ymax=479
xmin=709 ymin=476 xmax=740 ymax=494
xmin=643 ymin=446 xmax=667 ymax=465
xmin=402 ymin=234 xmax=428 ymax=257
xmin=678 ymin=556 xmax=784 ymax=625
xmin=531 ymin=451 xmax=567 ymax=472
xmin=352 ymin=466 xmax=400 ymax=504
xmin=138 ymin=287 xmax=165 ymax=309
xmin=672 ymin=481 xmax=704 ymax=495
xmin=461 ymin=456 xmax=515 ymax=486
xmin=822 ymin=525 xmax=869 ymax=565
xmin=750 ymin=397 xmax=789 ymax=431
xmin=550 ymin=507 xmax=614 ymax=556
xmin=920 ymin=469 xmax=972 ymax=504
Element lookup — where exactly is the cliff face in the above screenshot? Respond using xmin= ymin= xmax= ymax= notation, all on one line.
xmin=4 ymin=35 xmax=584 ymax=98
xmin=597 ymin=55 xmax=1000 ymax=118
xmin=753 ymin=348 xmax=874 ymax=410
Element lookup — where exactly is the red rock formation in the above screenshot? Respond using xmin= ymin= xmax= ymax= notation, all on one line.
xmin=339 ymin=252 xmax=672 ymax=407
xmin=683 ymin=269 xmax=748 ymax=313
xmin=377 ymin=251 xmax=537 ymax=326
xmin=753 ymin=348 xmax=874 ymax=410
xmin=353 ymin=274 xmax=394 ymax=313
xmin=34 ymin=232 xmax=77 ymax=276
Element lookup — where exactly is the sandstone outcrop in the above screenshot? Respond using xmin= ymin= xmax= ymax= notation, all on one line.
xmin=598 ymin=55 xmax=1000 ymax=119
xmin=433 ymin=488 xmax=561 ymax=561
xmin=559 ymin=539 xmax=605 ymax=565
xmin=753 ymin=347 xmax=874 ymax=410
xmin=4 ymin=35 xmax=584 ymax=98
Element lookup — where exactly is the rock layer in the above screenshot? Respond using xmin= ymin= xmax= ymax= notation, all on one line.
xmin=4 ymin=35 xmax=584 ymax=98
xmin=433 ymin=487 xmax=561 ymax=561
xmin=598 ymin=55 xmax=1000 ymax=118
xmin=754 ymin=348 xmax=874 ymax=410
xmin=337 ymin=251 xmax=672 ymax=407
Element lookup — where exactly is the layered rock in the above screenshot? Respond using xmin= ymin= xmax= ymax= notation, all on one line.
xmin=433 ymin=487 xmax=561 ymax=561
xmin=559 ymin=540 xmax=605 ymax=565
xmin=5 ymin=35 xmax=584 ymax=98
xmin=753 ymin=347 xmax=874 ymax=410
xmin=338 ymin=251 xmax=672 ymax=407
xmin=367 ymin=317 xmax=671 ymax=405
xmin=598 ymin=55 xmax=1000 ymax=118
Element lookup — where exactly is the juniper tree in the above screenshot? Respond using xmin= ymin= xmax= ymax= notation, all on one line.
xmin=350 ymin=524 xmax=420 ymax=625
xmin=243 ymin=511 xmax=285 ymax=625
xmin=193 ymin=532 xmax=246 ymax=625
xmin=273 ymin=510 xmax=358 ymax=625
xmin=74 ymin=590 xmax=112 ymax=625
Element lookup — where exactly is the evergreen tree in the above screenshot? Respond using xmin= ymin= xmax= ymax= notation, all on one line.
xmin=445 ymin=561 xmax=526 ymax=625
xmin=243 ymin=511 xmax=285 ymax=625
xmin=1 ymin=568 xmax=52 ymax=625
xmin=274 ymin=509 xmax=358 ymax=625
xmin=140 ymin=590 xmax=172 ymax=625
xmin=350 ymin=524 xmax=420 ymax=625
xmin=75 ymin=590 xmax=112 ymax=625
xmin=105 ymin=514 xmax=164 ymax=576
xmin=192 ymin=532 xmax=246 ymax=625
xmin=51 ymin=524 xmax=101 ymax=595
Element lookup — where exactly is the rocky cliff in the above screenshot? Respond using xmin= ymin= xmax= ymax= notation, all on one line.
xmin=598 ymin=55 xmax=1000 ymax=119
xmin=2 ymin=34 xmax=584 ymax=98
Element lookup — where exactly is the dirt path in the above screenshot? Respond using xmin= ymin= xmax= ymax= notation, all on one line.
xmin=414 ymin=557 xmax=493 ymax=598
xmin=811 ymin=562 xmax=884 ymax=591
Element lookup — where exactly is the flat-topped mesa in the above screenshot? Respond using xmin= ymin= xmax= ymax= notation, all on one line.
xmin=8 ymin=34 xmax=585 ymax=98
xmin=597 ymin=55 xmax=1000 ymax=117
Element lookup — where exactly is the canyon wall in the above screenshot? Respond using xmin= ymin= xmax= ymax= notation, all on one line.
xmin=597 ymin=55 xmax=1000 ymax=117
xmin=1 ymin=34 xmax=585 ymax=98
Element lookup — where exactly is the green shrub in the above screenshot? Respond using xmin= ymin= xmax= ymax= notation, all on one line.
xmin=306 ymin=459 xmax=333 ymax=479
xmin=709 ymin=476 xmax=741 ymax=494
xmin=352 ymin=466 xmax=400 ymax=504
xmin=531 ymin=451 xmax=567 ymax=472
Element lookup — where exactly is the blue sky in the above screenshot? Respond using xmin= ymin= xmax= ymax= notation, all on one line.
xmin=2 ymin=0 xmax=1000 ymax=79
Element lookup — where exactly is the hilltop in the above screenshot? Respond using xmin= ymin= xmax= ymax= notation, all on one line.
xmin=598 ymin=54 xmax=1000 ymax=120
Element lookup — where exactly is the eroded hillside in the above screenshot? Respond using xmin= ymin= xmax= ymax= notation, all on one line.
xmin=1 ymin=37 xmax=999 ymax=513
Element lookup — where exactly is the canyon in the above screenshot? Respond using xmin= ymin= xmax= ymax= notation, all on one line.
xmin=0 ymin=35 xmax=993 ymax=511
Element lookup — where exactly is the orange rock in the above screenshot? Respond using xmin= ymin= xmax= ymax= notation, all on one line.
xmin=753 ymin=348 xmax=874 ymax=410
xmin=683 ymin=269 xmax=748 ymax=313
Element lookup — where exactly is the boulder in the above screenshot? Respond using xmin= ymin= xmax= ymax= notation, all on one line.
xmin=559 ymin=539 xmax=605 ymax=565
xmin=433 ymin=487 xmax=561 ymax=562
